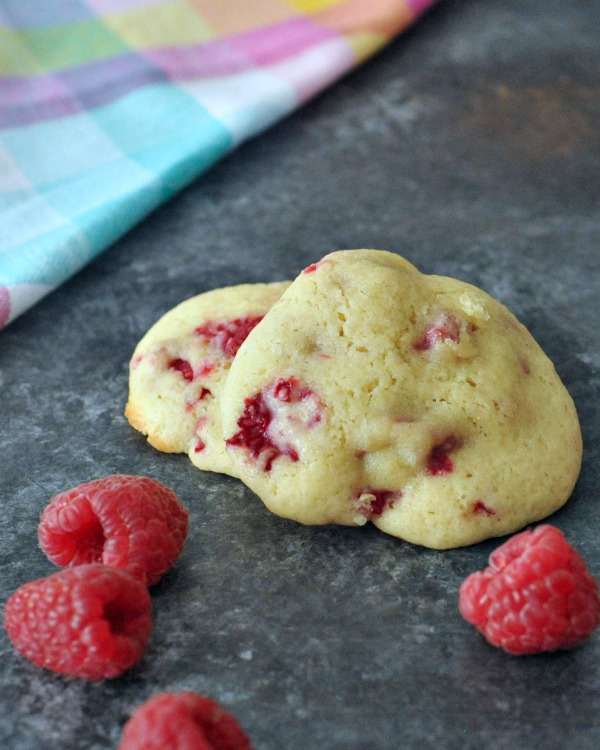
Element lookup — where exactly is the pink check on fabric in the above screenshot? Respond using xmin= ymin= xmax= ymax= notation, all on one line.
xmin=0 ymin=0 xmax=438 ymax=329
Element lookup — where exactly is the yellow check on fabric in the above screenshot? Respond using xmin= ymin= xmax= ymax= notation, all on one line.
xmin=0 ymin=0 xmax=438 ymax=329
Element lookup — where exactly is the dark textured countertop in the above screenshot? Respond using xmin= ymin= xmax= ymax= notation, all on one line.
xmin=1 ymin=1 xmax=599 ymax=748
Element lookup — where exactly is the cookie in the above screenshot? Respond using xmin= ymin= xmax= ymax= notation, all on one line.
xmin=125 ymin=282 xmax=289 ymax=475
xmin=220 ymin=250 xmax=582 ymax=548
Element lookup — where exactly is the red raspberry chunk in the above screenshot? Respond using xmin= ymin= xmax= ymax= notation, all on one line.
xmin=4 ymin=564 xmax=152 ymax=680
xmin=414 ymin=313 xmax=461 ymax=351
xmin=118 ymin=692 xmax=253 ymax=750
xmin=169 ymin=358 xmax=194 ymax=381
xmin=225 ymin=391 xmax=297 ymax=472
xmin=38 ymin=475 xmax=189 ymax=586
xmin=459 ymin=525 xmax=600 ymax=654
xmin=426 ymin=435 xmax=461 ymax=475
xmin=272 ymin=377 xmax=297 ymax=402
xmin=196 ymin=316 xmax=264 ymax=358
xmin=226 ymin=378 xmax=321 ymax=472
xmin=472 ymin=500 xmax=496 ymax=516
xmin=355 ymin=489 xmax=400 ymax=519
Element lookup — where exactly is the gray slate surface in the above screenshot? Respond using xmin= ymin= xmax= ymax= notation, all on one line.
xmin=1 ymin=1 xmax=599 ymax=748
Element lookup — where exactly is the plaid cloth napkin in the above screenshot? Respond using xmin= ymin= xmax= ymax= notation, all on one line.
xmin=0 ymin=0 xmax=437 ymax=330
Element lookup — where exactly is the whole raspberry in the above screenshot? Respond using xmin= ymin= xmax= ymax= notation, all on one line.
xmin=118 ymin=692 xmax=253 ymax=750
xmin=459 ymin=524 xmax=600 ymax=654
xmin=4 ymin=564 xmax=152 ymax=680
xmin=38 ymin=475 xmax=188 ymax=586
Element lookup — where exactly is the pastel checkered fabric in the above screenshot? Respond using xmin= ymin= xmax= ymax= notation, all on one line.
xmin=0 ymin=0 xmax=437 ymax=329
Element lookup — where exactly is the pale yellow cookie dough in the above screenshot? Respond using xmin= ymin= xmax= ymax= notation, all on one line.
xmin=220 ymin=250 xmax=582 ymax=548
xmin=125 ymin=282 xmax=289 ymax=476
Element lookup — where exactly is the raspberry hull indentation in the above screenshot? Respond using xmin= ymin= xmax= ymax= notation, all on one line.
xmin=38 ymin=475 xmax=189 ymax=586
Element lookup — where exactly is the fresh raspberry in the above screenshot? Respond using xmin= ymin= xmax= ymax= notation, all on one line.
xmin=38 ymin=475 xmax=189 ymax=586
xmin=118 ymin=692 xmax=253 ymax=750
xmin=4 ymin=564 xmax=152 ymax=680
xmin=195 ymin=316 xmax=264 ymax=358
xmin=459 ymin=525 xmax=600 ymax=654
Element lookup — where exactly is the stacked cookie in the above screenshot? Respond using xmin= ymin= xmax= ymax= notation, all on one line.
xmin=125 ymin=282 xmax=289 ymax=475
xmin=126 ymin=250 xmax=582 ymax=549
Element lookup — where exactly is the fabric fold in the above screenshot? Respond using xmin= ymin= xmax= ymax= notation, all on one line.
xmin=0 ymin=0 xmax=438 ymax=330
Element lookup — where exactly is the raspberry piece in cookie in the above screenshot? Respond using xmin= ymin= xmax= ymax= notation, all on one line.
xmin=354 ymin=489 xmax=401 ymax=520
xmin=125 ymin=282 xmax=289 ymax=476
xmin=225 ymin=391 xmax=286 ymax=472
xmin=220 ymin=249 xmax=582 ymax=548
xmin=38 ymin=475 xmax=188 ymax=586
xmin=426 ymin=435 xmax=461 ymax=476
xmin=118 ymin=692 xmax=252 ymax=750
xmin=225 ymin=377 xmax=322 ymax=471
xmin=169 ymin=358 xmax=195 ymax=381
xmin=413 ymin=312 xmax=461 ymax=351
xmin=4 ymin=564 xmax=151 ymax=680
xmin=459 ymin=525 xmax=600 ymax=653
xmin=196 ymin=316 xmax=264 ymax=358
